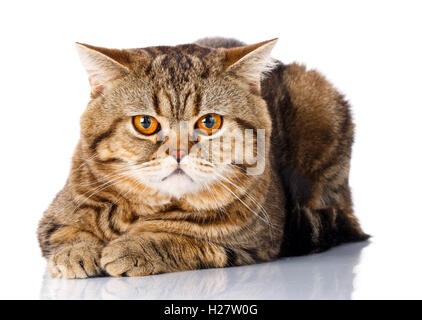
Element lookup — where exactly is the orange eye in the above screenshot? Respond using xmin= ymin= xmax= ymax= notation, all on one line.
xmin=133 ymin=115 xmax=160 ymax=135
xmin=195 ymin=114 xmax=223 ymax=135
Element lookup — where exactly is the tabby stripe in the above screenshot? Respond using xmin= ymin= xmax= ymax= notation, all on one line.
xmin=149 ymin=240 xmax=166 ymax=263
xmin=46 ymin=223 xmax=66 ymax=241
xmin=144 ymin=62 xmax=153 ymax=76
xmin=197 ymin=246 xmax=207 ymax=259
xmin=161 ymin=55 xmax=171 ymax=69
xmin=128 ymin=212 xmax=139 ymax=224
xmin=224 ymin=247 xmax=237 ymax=266
xmin=152 ymin=92 xmax=161 ymax=115
xmin=78 ymin=204 xmax=106 ymax=239
xmin=97 ymin=158 xmax=124 ymax=164
xmin=162 ymin=90 xmax=175 ymax=117
xmin=143 ymin=47 xmax=157 ymax=59
xmin=180 ymin=89 xmax=192 ymax=116
xmin=107 ymin=202 xmax=122 ymax=235
xmin=234 ymin=117 xmax=257 ymax=131
xmin=77 ymin=204 xmax=102 ymax=214
xmin=185 ymin=56 xmax=194 ymax=72
xmin=196 ymin=47 xmax=211 ymax=59
xmin=197 ymin=260 xmax=209 ymax=269
xmin=90 ymin=118 xmax=123 ymax=151
xmin=243 ymin=248 xmax=263 ymax=263
xmin=161 ymin=240 xmax=180 ymax=267
xmin=193 ymin=91 xmax=202 ymax=116
xmin=200 ymin=67 xmax=209 ymax=79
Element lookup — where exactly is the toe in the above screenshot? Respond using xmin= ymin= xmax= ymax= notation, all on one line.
xmin=124 ymin=263 xmax=155 ymax=277
xmin=69 ymin=250 xmax=100 ymax=278
xmin=102 ymin=256 xmax=136 ymax=277
xmin=48 ymin=259 xmax=62 ymax=278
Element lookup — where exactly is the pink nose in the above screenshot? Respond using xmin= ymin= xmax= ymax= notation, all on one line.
xmin=170 ymin=149 xmax=187 ymax=163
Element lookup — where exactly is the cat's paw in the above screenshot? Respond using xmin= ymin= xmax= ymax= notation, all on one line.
xmin=100 ymin=235 xmax=160 ymax=277
xmin=48 ymin=241 xmax=103 ymax=279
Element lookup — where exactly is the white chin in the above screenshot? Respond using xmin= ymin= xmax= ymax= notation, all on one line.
xmin=157 ymin=174 xmax=200 ymax=198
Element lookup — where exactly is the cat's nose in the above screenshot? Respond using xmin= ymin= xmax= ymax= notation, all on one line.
xmin=170 ymin=149 xmax=187 ymax=163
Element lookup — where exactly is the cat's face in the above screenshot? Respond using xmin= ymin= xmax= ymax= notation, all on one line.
xmin=77 ymin=41 xmax=276 ymax=201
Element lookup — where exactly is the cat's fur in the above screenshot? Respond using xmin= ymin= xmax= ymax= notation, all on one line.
xmin=38 ymin=37 xmax=368 ymax=278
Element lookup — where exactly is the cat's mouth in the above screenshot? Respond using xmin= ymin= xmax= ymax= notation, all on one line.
xmin=162 ymin=167 xmax=194 ymax=182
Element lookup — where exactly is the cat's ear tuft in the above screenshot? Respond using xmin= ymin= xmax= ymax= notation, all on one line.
xmin=75 ymin=43 xmax=131 ymax=96
xmin=223 ymin=39 xmax=278 ymax=93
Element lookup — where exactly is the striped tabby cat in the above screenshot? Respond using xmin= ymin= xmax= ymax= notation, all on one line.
xmin=38 ymin=37 xmax=368 ymax=278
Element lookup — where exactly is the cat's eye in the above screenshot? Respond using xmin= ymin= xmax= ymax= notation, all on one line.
xmin=133 ymin=115 xmax=160 ymax=135
xmin=195 ymin=114 xmax=223 ymax=135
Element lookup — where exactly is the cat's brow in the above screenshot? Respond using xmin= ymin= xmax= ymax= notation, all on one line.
xmin=152 ymin=92 xmax=160 ymax=115
xmin=125 ymin=101 xmax=158 ymax=116
xmin=126 ymin=106 xmax=155 ymax=116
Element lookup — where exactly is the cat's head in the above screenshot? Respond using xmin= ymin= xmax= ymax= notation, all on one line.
xmin=76 ymin=39 xmax=277 ymax=203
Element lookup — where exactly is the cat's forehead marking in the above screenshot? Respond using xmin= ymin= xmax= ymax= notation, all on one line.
xmin=141 ymin=44 xmax=214 ymax=82
xmin=142 ymin=44 xmax=212 ymax=59
xmin=136 ymin=44 xmax=215 ymax=120
xmin=152 ymin=85 xmax=201 ymax=120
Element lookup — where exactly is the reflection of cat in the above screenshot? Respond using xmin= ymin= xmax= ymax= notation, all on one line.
xmin=40 ymin=241 xmax=368 ymax=299
xmin=38 ymin=37 xmax=368 ymax=279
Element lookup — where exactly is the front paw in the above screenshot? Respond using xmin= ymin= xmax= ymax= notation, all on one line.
xmin=48 ymin=241 xmax=103 ymax=279
xmin=100 ymin=235 xmax=161 ymax=277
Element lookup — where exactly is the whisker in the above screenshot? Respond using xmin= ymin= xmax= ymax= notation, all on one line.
xmin=69 ymin=172 xmax=130 ymax=214
xmin=213 ymin=171 xmax=275 ymax=242
xmin=215 ymin=179 xmax=268 ymax=226
xmin=59 ymin=169 xmax=133 ymax=218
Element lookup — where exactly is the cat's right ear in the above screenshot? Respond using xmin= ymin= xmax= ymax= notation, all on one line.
xmin=75 ymin=43 xmax=131 ymax=96
xmin=222 ymin=39 xmax=277 ymax=94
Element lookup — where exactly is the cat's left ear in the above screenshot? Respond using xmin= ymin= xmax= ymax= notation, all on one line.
xmin=223 ymin=39 xmax=278 ymax=94
xmin=75 ymin=43 xmax=131 ymax=96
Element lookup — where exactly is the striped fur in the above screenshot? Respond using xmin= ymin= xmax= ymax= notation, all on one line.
xmin=38 ymin=38 xmax=368 ymax=278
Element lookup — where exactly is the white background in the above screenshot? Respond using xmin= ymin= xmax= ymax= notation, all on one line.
xmin=0 ymin=0 xmax=421 ymax=299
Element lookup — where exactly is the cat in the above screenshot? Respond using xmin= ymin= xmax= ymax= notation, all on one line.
xmin=37 ymin=37 xmax=369 ymax=278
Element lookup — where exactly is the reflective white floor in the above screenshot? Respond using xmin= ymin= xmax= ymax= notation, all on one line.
xmin=40 ymin=241 xmax=369 ymax=300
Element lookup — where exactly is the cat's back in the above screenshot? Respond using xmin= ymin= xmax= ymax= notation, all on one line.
xmin=195 ymin=37 xmax=247 ymax=49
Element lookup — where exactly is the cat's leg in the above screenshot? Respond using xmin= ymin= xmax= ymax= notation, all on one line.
xmin=273 ymin=64 xmax=369 ymax=256
xmin=38 ymin=190 xmax=106 ymax=278
xmin=100 ymin=232 xmax=264 ymax=277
